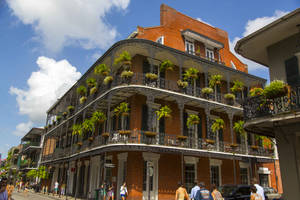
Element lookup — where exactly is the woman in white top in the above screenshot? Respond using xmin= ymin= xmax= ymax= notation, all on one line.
xmin=120 ymin=182 xmax=128 ymax=200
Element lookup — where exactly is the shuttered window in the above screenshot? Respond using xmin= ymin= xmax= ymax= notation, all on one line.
xmin=143 ymin=60 xmax=151 ymax=74
xmin=141 ymin=105 xmax=148 ymax=131
xmin=285 ymin=56 xmax=299 ymax=86
xmin=197 ymin=115 xmax=202 ymax=139
xmin=159 ymin=117 xmax=165 ymax=133
xmin=183 ymin=112 xmax=188 ymax=136
xmin=111 ymin=115 xmax=117 ymax=131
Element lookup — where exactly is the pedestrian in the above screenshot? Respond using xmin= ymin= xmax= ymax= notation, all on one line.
xmin=250 ymin=178 xmax=265 ymax=200
xmin=60 ymin=183 xmax=66 ymax=196
xmin=107 ymin=184 xmax=114 ymax=200
xmin=250 ymin=185 xmax=262 ymax=200
xmin=0 ymin=177 xmax=8 ymax=200
xmin=175 ymin=182 xmax=189 ymax=200
xmin=19 ymin=180 xmax=23 ymax=192
xmin=190 ymin=181 xmax=200 ymax=200
xmin=6 ymin=182 xmax=14 ymax=200
xmin=99 ymin=182 xmax=107 ymax=200
xmin=53 ymin=180 xmax=59 ymax=196
xmin=23 ymin=182 xmax=29 ymax=197
xmin=195 ymin=182 xmax=213 ymax=200
xmin=120 ymin=182 xmax=128 ymax=200
xmin=210 ymin=184 xmax=223 ymax=200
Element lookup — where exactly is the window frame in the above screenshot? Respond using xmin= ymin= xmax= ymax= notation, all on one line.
xmin=205 ymin=48 xmax=214 ymax=61
xmin=185 ymin=39 xmax=195 ymax=55
xmin=156 ymin=36 xmax=164 ymax=45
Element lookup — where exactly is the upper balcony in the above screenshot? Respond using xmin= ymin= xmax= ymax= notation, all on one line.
xmin=243 ymin=85 xmax=300 ymax=136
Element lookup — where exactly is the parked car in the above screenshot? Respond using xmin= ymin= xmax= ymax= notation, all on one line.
xmin=219 ymin=184 xmax=251 ymax=200
xmin=263 ymin=187 xmax=282 ymax=200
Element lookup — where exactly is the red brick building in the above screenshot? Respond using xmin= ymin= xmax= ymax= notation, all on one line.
xmin=40 ymin=4 xmax=282 ymax=199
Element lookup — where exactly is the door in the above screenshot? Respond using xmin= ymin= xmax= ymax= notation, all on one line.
xmin=143 ymin=161 xmax=158 ymax=200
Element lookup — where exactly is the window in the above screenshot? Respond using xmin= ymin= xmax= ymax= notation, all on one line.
xmin=105 ymin=158 xmax=112 ymax=184
xmin=285 ymin=56 xmax=299 ymax=86
xmin=259 ymin=174 xmax=269 ymax=187
xmin=156 ymin=36 xmax=164 ymax=45
xmin=143 ymin=161 xmax=153 ymax=191
xmin=185 ymin=164 xmax=195 ymax=193
xmin=210 ymin=165 xmax=220 ymax=187
xmin=185 ymin=40 xmax=195 ymax=55
xmin=240 ymin=168 xmax=249 ymax=184
xmin=206 ymin=48 xmax=214 ymax=61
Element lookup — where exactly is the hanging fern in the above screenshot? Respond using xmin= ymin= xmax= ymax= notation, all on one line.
xmin=86 ymin=78 xmax=97 ymax=88
xmin=92 ymin=111 xmax=107 ymax=124
xmin=211 ymin=118 xmax=225 ymax=133
xmin=94 ymin=63 xmax=110 ymax=76
xmin=233 ymin=120 xmax=246 ymax=137
xmin=72 ymin=124 xmax=83 ymax=136
xmin=231 ymin=80 xmax=244 ymax=93
xmin=156 ymin=105 xmax=172 ymax=121
xmin=183 ymin=67 xmax=199 ymax=81
xmin=160 ymin=60 xmax=174 ymax=72
xmin=76 ymin=85 xmax=87 ymax=97
xmin=114 ymin=102 xmax=130 ymax=116
xmin=114 ymin=51 xmax=132 ymax=65
xmin=82 ymin=118 xmax=95 ymax=133
xmin=186 ymin=114 xmax=200 ymax=128
xmin=209 ymin=74 xmax=222 ymax=88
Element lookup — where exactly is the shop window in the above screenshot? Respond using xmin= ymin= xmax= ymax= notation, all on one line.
xmin=240 ymin=168 xmax=249 ymax=184
xmin=143 ymin=161 xmax=153 ymax=191
xmin=210 ymin=165 xmax=220 ymax=187
xmin=185 ymin=164 xmax=195 ymax=193
xmin=259 ymin=174 xmax=269 ymax=187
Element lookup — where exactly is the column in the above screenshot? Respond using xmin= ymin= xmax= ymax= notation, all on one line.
xmin=179 ymin=57 xmax=184 ymax=79
xmin=117 ymin=153 xmax=128 ymax=200
xmin=106 ymin=94 xmax=112 ymax=132
xmin=204 ymin=67 xmax=208 ymax=87
xmin=84 ymin=160 xmax=90 ymax=197
xmin=204 ymin=106 xmax=210 ymax=138
xmin=75 ymin=161 xmax=82 ymax=198
xmin=146 ymin=95 xmax=154 ymax=131
xmin=227 ymin=111 xmax=234 ymax=144
xmin=226 ymin=72 xmax=231 ymax=93
xmin=178 ymin=102 xmax=185 ymax=136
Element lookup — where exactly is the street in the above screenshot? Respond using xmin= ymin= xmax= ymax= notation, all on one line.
xmin=12 ymin=191 xmax=58 ymax=200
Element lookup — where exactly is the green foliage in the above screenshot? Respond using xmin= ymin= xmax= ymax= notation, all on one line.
xmin=103 ymin=76 xmax=113 ymax=85
xmin=183 ymin=67 xmax=199 ymax=81
xmin=72 ymin=124 xmax=83 ymax=136
xmin=86 ymin=78 xmax=97 ymax=88
xmin=209 ymin=74 xmax=222 ymax=88
xmin=114 ymin=51 xmax=132 ymax=65
xmin=36 ymin=166 xmax=49 ymax=179
xmin=76 ymin=85 xmax=87 ymax=96
xmin=202 ymin=87 xmax=213 ymax=94
xmin=145 ymin=73 xmax=158 ymax=80
xmin=56 ymin=115 xmax=62 ymax=121
xmin=186 ymin=114 xmax=200 ymax=128
xmin=177 ymin=80 xmax=188 ymax=88
xmin=231 ymin=80 xmax=244 ymax=93
xmin=249 ymin=87 xmax=264 ymax=97
xmin=92 ymin=111 xmax=107 ymax=123
xmin=26 ymin=169 xmax=37 ymax=178
xmin=82 ymin=118 xmax=95 ymax=133
xmin=233 ymin=120 xmax=246 ymax=137
xmin=211 ymin=118 xmax=225 ymax=133
xmin=114 ymin=102 xmax=130 ymax=116
xmin=160 ymin=60 xmax=174 ymax=72
xmin=94 ymin=63 xmax=110 ymax=76
xmin=224 ymin=93 xmax=235 ymax=100
xmin=67 ymin=105 xmax=74 ymax=112
xmin=120 ymin=70 xmax=134 ymax=78
xmin=264 ymin=80 xmax=287 ymax=99
xmin=156 ymin=105 xmax=172 ymax=121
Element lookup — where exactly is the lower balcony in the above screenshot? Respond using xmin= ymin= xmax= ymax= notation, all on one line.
xmin=42 ymin=130 xmax=274 ymax=162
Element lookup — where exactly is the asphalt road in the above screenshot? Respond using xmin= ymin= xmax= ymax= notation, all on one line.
xmin=12 ymin=191 xmax=58 ymax=200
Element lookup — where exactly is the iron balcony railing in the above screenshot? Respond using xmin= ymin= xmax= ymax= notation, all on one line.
xmin=21 ymin=141 xmax=41 ymax=152
xmin=42 ymin=130 xmax=274 ymax=162
xmin=243 ymin=86 xmax=300 ymax=121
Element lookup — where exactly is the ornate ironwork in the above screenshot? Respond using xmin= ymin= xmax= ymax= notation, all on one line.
xmin=243 ymin=86 xmax=300 ymax=120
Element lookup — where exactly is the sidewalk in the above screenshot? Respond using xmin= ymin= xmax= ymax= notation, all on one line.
xmin=29 ymin=190 xmax=84 ymax=200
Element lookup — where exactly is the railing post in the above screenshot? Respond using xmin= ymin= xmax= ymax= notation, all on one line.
xmin=106 ymin=94 xmax=112 ymax=133
xmin=204 ymin=106 xmax=211 ymax=139
xmin=146 ymin=95 xmax=154 ymax=131
xmin=178 ymin=102 xmax=185 ymax=136
xmin=226 ymin=72 xmax=230 ymax=93
xmin=204 ymin=68 xmax=208 ymax=87
xmin=226 ymin=110 xmax=234 ymax=144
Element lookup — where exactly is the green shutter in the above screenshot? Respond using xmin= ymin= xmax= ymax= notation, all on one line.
xmin=285 ymin=56 xmax=299 ymax=86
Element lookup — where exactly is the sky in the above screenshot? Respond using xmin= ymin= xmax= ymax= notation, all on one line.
xmin=0 ymin=0 xmax=299 ymax=158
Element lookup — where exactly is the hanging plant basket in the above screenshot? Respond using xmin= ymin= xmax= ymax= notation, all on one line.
xmin=176 ymin=135 xmax=188 ymax=141
xmin=77 ymin=142 xmax=82 ymax=146
xmin=80 ymin=96 xmax=87 ymax=104
xmin=102 ymin=132 xmax=110 ymax=138
xmin=90 ymin=87 xmax=97 ymax=95
xmin=88 ymin=137 xmax=94 ymax=142
xmin=145 ymin=131 xmax=157 ymax=137
xmin=206 ymin=139 xmax=215 ymax=144
xmin=145 ymin=73 xmax=158 ymax=81
xmin=119 ymin=130 xmax=131 ymax=135
xmin=68 ymin=106 xmax=74 ymax=114
xmin=230 ymin=143 xmax=238 ymax=148
xmin=122 ymin=112 xmax=129 ymax=116
xmin=251 ymin=145 xmax=259 ymax=150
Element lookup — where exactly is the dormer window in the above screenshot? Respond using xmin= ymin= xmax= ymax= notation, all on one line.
xmin=156 ymin=36 xmax=164 ymax=44
xmin=185 ymin=40 xmax=195 ymax=55
xmin=206 ymin=48 xmax=214 ymax=61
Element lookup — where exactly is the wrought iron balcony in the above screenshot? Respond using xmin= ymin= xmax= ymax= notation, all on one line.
xmin=243 ymin=86 xmax=300 ymax=121
xmin=42 ymin=130 xmax=274 ymax=162
xmin=21 ymin=141 xmax=41 ymax=152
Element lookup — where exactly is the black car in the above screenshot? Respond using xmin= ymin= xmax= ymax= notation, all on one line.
xmin=219 ymin=184 xmax=251 ymax=200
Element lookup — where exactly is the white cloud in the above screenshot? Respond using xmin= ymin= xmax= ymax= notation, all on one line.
xmin=243 ymin=10 xmax=288 ymax=37
xmin=230 ymin=10 xmax=288 ymax=75
xmin=7 ymin=0 xmax=130 ymax=52
xmin=13 ymin=121 xmax=33 ymax=136
xmin=10 ymin=57 xmax=81 ymax=128
xmin=196 ymin=17 xmax=213 ymax=27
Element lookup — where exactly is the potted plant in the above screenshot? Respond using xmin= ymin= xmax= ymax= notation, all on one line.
xmin=145 ymin=73 xmax=158 ymax=83
xmin=156 ymin=105 xmax=172 ymax=120
xmin=184 ymin=67 xmax=199 ymax=94
xmin=118 ymin=130 xmax=131 ymax=136
xmin=68 ymin=106 xmax=75 ymax=114
xmin=186 ymin=114 xmax=200 ymax=128
xmin=233 ymin=120 xmax=246 ymax=138
xmin=249 ymin=87 xmax=264 ymax=97
xmin=202 ymin=87 xmax=213 ymax=99
xmin=77 ymin=85 xmax=87 ymax=104
xmin=80 ymin=96 xmax=87 ymax=104
xmin=160 ymin=60 xmax=174 ymax=72
xmin=82 ymin=118 xmax=95 ymax=134
xmin=114 ymin=102 xmax=130 ymax=116
xmin=92 ymin=111 xmax=106 ymax=124
xmin=86 ymin=78 xmax=97 ymax=95
xmin=209 ymin=74 xmax=222 ymax=100
xmin=102 ymin=132 xmax=110 ymax=138
xmin=72 ymin=124 xmax=83 ymax=137
xmin=145 ymin=131 xmax=157 ymax=137
xmin=177 ymin=80 xmax=188 ymax=91
xmin=120 ymin=70 xmax=134 ymax=83
xmin=230 ymin=143 xmax=238 ymax=148
xmin=62 ymin=112 xmax=68 ymax=119
xmin=176 ymin=135 xmax=188 ymax=141
xmin=263 ymin=80 xmax=288 ymax=99
xmin=231 ymin=80 xmax=244 ymax=99
xmin=211 ymin=118 xmax=225 ymax=134
xmin=103 ymin=76 xmax=113 ymax=85
xmin=206 ymin=139 xmax=215 ymax=144
xmin=56 ymin=115 xmax=62 ymax=123
xmin=94 ymin=63 xmax=110 ymax=76
xmin=114 ymin=51 xmax=132 ymax=70
xmin=224 ymin=93 xmax=235 ymax=105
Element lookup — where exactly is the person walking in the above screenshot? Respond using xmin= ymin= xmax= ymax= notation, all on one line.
xmin=0 ymin=177 xmax=8 ymax=200
xmin=6 ymin=182 xmax=14 ymax=200
xmin=60 ymin=183 xmax=66 ymax=196
xmin=190 ymin=181 xmax=200 ymax=200
xmin=53 ymin=180 xmax=59 ymax=196
xmin=250 ymin=185 xmax=262 ymax=200
xmin=251 ymin=178 xmax=265 ymax=200
xmin=175 ymin=182 xmax=189 ymax=200
xmin=120 ymin=182 xmax=128 ymax=200
xmin=107 ymin=184 xmax=114 ymax=200
xmin=210 ymin=184 xmax=223 ymax=200
xmin=195 ymin=182 xmax=213 ymax=200
xmin=99 ymin=182 xmax=107 ymax=200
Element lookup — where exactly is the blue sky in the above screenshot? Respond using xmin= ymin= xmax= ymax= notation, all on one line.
xmin=0 ymin=0 xmax=298 ymax=158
